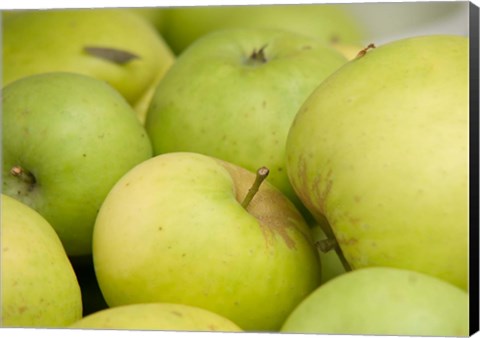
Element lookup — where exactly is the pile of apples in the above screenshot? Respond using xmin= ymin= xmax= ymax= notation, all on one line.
xmin=1 ymin=4 xmax=470 ymax=336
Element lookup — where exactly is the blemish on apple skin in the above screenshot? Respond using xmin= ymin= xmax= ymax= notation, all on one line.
xmin=337 ymin=237 xmax=358 ymax=246
xmin=171 ymin=311 xmax=183 ymax=317
xmin=18 ymin=305 xmax=28 ymax=314
xmin=408 ymin=273 xmax=418 ymax=284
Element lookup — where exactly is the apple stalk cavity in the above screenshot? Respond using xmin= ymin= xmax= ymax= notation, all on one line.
xmin=10 ymin=165 xmax=36 ymax=187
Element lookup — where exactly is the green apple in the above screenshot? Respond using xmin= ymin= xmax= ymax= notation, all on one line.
xmin=126 ymin=7 xmax=167 ymax=33
xmin=70 ymin=303 xmax=242 ymax=331
xmin=1 ymin=194 xmax=82 ymax=327
xmin=2 ymin=72 xmax=153 ymax=257
xmin=161 ymin=4 xmax=365 ymax=54
xmin=280 ymin=267 xmax=469 ymax=336
xmin=286 ymin=35 xmax=468 ymax=290
xmin=92 ymin=152 xmax=321 ymax=331
xmin=145 ymin=28 xmax=347 ymax=211
xmin=2 ymin=8 xmax=175 ymax=116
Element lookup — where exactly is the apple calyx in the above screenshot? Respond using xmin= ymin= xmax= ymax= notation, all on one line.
xmin=10 ymin=165 xmax=36 ymax=189
xmin=83 ymin=46 xmax=140 ymax=65
xmin=355 ymin=43 xmax=376 ymax=59
xmin=247 ymin=44 xmax=268 ymax=65
xmin=241 ymin=166 xmax=270 ymax=209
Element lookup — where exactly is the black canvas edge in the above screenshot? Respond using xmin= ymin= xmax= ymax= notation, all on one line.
xmin=469 ymin=1 xmax=480 ymax=336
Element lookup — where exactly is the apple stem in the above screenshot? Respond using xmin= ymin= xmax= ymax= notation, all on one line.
xmin=241 ymin=166 xmax=270 ymax=209
xmin=248 ymin=44 xmax=268 ymax=64
xmin=10 ymin=165 xmax=36 ymax=186
xmin=355 ymin=43 xmax=376 ymax=59
xmin=336 ymin=246 xmax=353 ymax=272
xmin=316 ymin=238 xmax=337 ymax=253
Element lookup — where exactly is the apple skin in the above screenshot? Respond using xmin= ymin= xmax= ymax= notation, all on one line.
xmin=145 ymin=28 xmax=347 ymax=211
xmin=2 ymin=8 xmax=175 ymax=110
xmin=92 ymin=152 xmax=321 ymax=331
xmin=2 ymin=72 xmax=153 ymax=257
xmin=281 ymin=267 xmax=469 ymax=336
xmin=1 ymin=194 xmax=83 ymax=328
xmin=286 ymin=35 xmax=468 ymax=290
xmin=70 ymin=303 xmax=242 ymax=331
xmin=161 ymin=4 xmax=364 ymax=55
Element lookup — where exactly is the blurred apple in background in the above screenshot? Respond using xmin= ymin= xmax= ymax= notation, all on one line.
xmin=93 ymin=152 xmax=321 ymax=331
xmin=145 ymin=28 xmax=347 ymax=214
xmin=126 ymin=7 xmax=167 ymax=33
xmin=159 ymin=4 xmax=365 ymax=55
xmin=286 ymin=35 xmax=469 ymax=290
xmin=70 ymin=303 xmax=242 ymax=331
xmin=1 ymin=194 xmax=82 ymax=328
xmin=2 ymin=72 xmax=153 ymax=257
xmin=281 ymin=267 xmax=469 ymax=336
xmin=2 ymin=8 xmax=175 ymax=120
xmin=347 ymin=2 xmax=469 ymax=44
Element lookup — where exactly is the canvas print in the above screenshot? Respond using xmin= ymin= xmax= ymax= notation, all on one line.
xmin=0 ymin=1 xmax=476 ymax=336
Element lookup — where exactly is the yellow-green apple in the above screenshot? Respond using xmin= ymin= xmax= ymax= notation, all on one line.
xmin=161 ymin=4 xmax=364 ymax=54
xmin=286 ymin=35 xmax=469 ymax=290
xmin=2 ymin=8 xmax=175 ymax=119
xmin=70 ymin=303 xmax=242 ymax=331
xmin=281 ymin=267 xmax=469 ymax=336
xmin=92 ymin=152 xmax=321 ymax=331
xmin=145 ymin=28 xmax=347 ymax=211
xmin=1 ymin=194 xmax=82 ymax=327
xmin=126 ymin=7 xmax=167 ymax=33
xmin=2 ymin=72 xmax=153 ymax=257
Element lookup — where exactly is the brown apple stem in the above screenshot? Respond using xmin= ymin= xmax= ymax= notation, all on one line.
xmin=10 ymin=165 xmax=36 ymax=185
xmin=248 ymin=44 xmax=268 ymax=64
xmin=316 ymin=238 xmax=337 ymax=253
xmin=335 ymin=245 xmax=352 ymax=272
xmin=241 ymin=166 xmax=269 ymax=209
xmin=316 ymin=237 xmax=351 ymax=271
xmin=355 ymin=43 xmax=376 ymax=59
xmin=315 ymin=215 xmax=352 ymax=271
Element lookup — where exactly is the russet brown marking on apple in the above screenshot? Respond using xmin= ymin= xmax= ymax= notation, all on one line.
xmin=337 ymin=236 xmax=358 ymax=246
xmin=310 ymin=168 xmax=333 ymax=217
xmin=218 ymin=160 xmax=301 ymax=250
xmin=171 ymin=310 xmax=183 ymax=317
